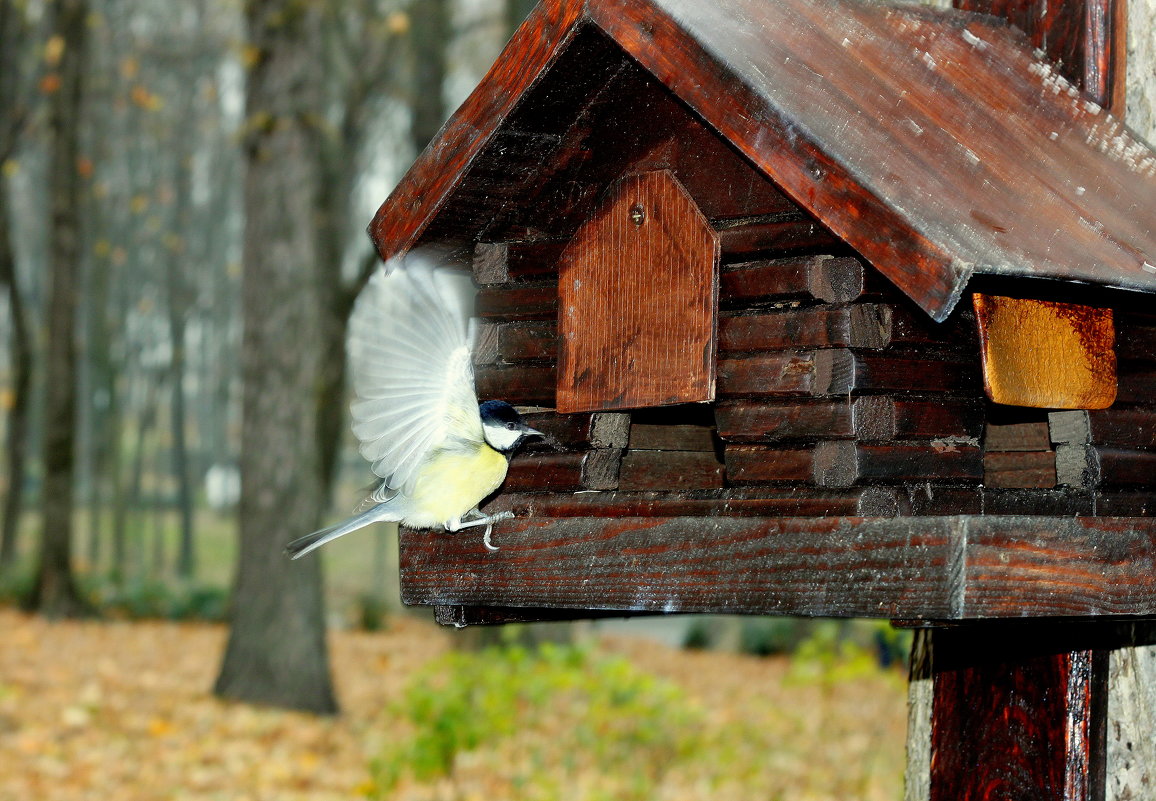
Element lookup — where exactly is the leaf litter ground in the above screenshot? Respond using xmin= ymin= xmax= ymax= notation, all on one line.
xmin=0 ymin=609 xmax=906 ymax=800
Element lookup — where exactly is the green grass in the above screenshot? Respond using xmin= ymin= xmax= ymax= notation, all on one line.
xmin=370 ymin=642 xmax=703 ymax=801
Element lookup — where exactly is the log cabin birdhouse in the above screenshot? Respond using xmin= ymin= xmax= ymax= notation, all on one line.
xmin=371 ymin=0 xmax=1156 ymax=624
xmin=369 ymin=0 xmax=1156 ymax=794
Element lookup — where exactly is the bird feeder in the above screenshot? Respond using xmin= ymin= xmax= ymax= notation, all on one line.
xmin=367 ymin=0 xmax=1156 ymax=796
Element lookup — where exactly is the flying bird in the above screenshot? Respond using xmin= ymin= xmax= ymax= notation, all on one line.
xmin=285 ymin=251 xmax=542 ymax=559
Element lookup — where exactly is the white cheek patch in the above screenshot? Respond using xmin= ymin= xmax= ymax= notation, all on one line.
xmin=483 ymin=424 xmax=521 ymax=452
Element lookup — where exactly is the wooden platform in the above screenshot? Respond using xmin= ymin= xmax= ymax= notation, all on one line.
xmin=400 ymin=514 xmax=1156 ymax=620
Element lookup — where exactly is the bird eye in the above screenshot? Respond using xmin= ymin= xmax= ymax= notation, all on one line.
xmin=506 ymin=422 xmax=517 ymax=430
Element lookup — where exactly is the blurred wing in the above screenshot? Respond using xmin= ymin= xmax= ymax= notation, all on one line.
xmin=347 ymin=251 xmax=483 ymax=494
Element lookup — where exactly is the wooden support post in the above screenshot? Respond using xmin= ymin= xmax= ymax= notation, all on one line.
xmin=909 ymin=2 xmax=1129 ymax=798
xmin=928 ymin=626 xmax=1108 ymax=801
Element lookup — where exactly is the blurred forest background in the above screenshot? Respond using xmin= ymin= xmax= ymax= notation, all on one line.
xmin=0 ymin=5 xmax=914 ymax=798
xmin=0 ymin=0 xmax=1151 ymax=797
xmin=0 ymin=0 xmax=552 ymax=714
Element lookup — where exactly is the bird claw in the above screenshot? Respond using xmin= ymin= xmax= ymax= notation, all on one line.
xmin=482 ymin=511 xmax=514 ymax=552
xmin=447 ymin=510 xmax=513 ymax=551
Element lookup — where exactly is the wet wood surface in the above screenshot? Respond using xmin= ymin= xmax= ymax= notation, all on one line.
xmin=955 ymin=0 xmax=1126 ymax=112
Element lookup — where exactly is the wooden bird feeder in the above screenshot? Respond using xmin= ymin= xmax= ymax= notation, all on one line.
xmin=368 ymin=0 xmax=1156 ymax=796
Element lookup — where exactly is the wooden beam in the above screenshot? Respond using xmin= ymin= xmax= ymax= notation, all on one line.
xmin=813 ymin=441 xmax=983 ymax=487
xmin=482 ymin=487 xmax=902 ymax=519
xmin=720 ymin=255 xmax=868 ymax=305
xmin=399 ymin=515 xmax=1156 ymax=619
xmin=716 ymin=350 xmax=979 ymax=397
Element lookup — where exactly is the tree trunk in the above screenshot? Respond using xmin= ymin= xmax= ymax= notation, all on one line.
xmin=29 ymin=0 xmax=91 ymax=616
xmin=0 ymin=0 xmax=32 ymax=570
xmin=214 ymin=0 xmax=337 ymax=715
xmin=410 ymin=0 xmax=450 ymax=154
xmin=0 ymin=177 xmax=30 ymax=568
xmin=167 ymin=148 xmax=195 ymax=580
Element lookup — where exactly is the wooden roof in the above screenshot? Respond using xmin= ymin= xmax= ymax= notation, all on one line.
xmin=370 ymin=0 xmax=1156 ymax=321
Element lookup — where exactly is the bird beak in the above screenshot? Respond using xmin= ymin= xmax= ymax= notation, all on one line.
xmin=522 ymin=426 xmax=545 ymax=440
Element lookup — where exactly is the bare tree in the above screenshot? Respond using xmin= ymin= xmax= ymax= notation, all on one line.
xmin=0 ymin=0 xmax=37 ymax=568
xmin=410 ymin=0 xmax=450 ymax=154
xmin=29 ymin=0 xmax=92 ymax=616
xmin=312 ymin=1 xmax=405 ymax=500
xmin=213 ymin=0 xmax=337 ymax=714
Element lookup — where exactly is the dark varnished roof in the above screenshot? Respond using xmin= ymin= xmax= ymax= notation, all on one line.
xmin=370 ymin=0 xmax=1156 ymax=321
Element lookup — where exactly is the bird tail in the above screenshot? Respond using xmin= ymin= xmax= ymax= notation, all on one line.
xmin=285 ymin=502 xmax=401 ymax=560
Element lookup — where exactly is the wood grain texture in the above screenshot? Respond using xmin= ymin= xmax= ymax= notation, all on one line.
xmin=628 ymin=423 xmax=716 ymax=451
xmin=473 ymin=240 xmax=567 ymax=285
xmin=504 ymin=449 xmax=624 ymax=492
xmin=481 ymin=487 xmax=902 ymax=519
xmin=715 ymin=399 xmax=855 ymax=442
xmin=983 ymin=450 xmax=1057 ymax=488
xmin=715 ymin=215 xmax=842 ymax=257
xmin=399 ymin=515 xmax=1156 ymax=619
xmin=715 ymin=397 xmax=983 ymax=443
xmin=1114 ymin=362 xmax=1156 ymax=405
xmin=720 ymin=256 xmax=868 ymax=305
xmin=1050 ymin=408 xmax=1156 ymax=451
xmin=986 ymin=420 xmax=1053 ymax=451
xmin=930 ymin=630 xmax=1107 ymax=801
xmin=475 ymin=364 xmax=556 ymax=406
xmin=1055 ymin=445 xmax=1156 ymax=488
xmin=720 ymin=306 xmax=888 ymax=351
xmin=973 ymin=293 xmax=1117 ymax=409
xmin=556 ymin=170 xmax=719 ymax=412
xmin=476 ymin=282 xmax=558 ymax=321
xmin=517 ymin=411 xmax=631 ymax=452
xmin=474 ymin=320 xmax=557 ymax=365
xmin=724 ymin=445 xmax=816 ymax=484
xmin=717 ymin=350 xmax=978 ymax=398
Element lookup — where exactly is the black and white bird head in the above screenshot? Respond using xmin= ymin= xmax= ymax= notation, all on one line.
xmin=479 ymin=400 xmax=543 ymax=454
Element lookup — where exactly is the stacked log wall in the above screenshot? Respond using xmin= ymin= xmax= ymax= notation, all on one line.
xmin=1048 ymin=311 xmax=1156 ymax=516
xmin=470 ymin=226 xmax=1156 ymax=520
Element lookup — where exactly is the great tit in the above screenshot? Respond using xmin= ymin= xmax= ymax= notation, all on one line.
xmin=285 ymin=252 xmax=542 ymax=559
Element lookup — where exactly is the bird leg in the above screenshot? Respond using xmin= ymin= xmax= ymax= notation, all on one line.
xmin=445 ymin=509 xmax=514 ymax=552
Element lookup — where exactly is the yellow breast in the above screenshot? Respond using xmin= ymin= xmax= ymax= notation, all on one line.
xmin=403 ymin=443 xmax=509 ymax=528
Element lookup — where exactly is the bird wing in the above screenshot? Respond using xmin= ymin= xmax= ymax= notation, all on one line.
xmin=347 ymin=251 xmax=483 ymax=495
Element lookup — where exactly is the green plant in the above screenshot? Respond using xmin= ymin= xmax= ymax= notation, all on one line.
xmin=786 ymin=620 xmax=909 ymax=685
xmin=369 ymin=642 xmax=701 ymax=799
xmin=739 ymin=617 xmax=812 ymax=656
xmin=357 ymin=592 xmax=389 ymax=632
xmin=86 ymin=577 xmax=228 ymax=621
